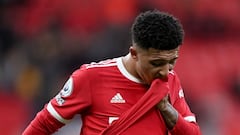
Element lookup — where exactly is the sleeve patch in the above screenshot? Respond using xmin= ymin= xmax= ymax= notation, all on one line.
xmin=59 ymin=77 xmax=74 ymax=97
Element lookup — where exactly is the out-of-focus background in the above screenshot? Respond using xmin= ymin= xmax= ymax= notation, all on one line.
xmin=0 ymin=0 xmax=240 ymax=135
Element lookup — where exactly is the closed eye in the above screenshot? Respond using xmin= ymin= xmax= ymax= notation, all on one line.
xmin=150 ymin=58 xmax=178 ymax=67
xmin=150 ymin=61 xmax=167 ymax=67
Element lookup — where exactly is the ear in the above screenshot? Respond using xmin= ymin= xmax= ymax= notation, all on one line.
xmin=130 ymin=46 xmax=138 ymax=60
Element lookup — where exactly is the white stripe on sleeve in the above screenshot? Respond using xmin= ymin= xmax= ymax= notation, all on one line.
xmin=47 ymin=103 xmax=71 ymax=124
xmin=184 ymin=116 xmax=196 ymax=123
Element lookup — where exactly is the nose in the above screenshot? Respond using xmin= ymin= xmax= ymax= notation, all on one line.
xmin=158 ymin=64 xmax=171 ymax=78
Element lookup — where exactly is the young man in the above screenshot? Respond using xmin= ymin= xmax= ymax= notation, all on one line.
xmin=23 ymin=10 xmax=201 ymax=135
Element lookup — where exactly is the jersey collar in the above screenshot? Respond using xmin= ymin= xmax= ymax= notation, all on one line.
xmin=117 ymin=57 xmax=142 ymax=84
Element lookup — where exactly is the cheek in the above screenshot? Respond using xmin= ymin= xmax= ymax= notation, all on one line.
xmin=137 ymin=63 xmax=156 ymax=80
xmin=137 ymin=62 xmax=148 ymax=73
xmin=136 ymin=63 xmax=147 ymax=78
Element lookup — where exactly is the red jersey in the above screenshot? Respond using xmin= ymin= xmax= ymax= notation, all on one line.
xmin=23 ymin=57 xmax=200 ymax=135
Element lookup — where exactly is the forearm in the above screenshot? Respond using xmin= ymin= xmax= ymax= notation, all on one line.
xmin=159 ymin=102 xmax=178 ymax=129
xmin=158 ymin=101 xmax=201 ymax=135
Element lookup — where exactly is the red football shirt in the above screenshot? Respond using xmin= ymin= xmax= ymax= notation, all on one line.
xmin=46 ymin=57 xmax=197 ymax=135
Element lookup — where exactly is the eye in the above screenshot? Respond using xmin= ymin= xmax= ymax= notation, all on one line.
xmin=150 ymin=61 xmax=166 ymax=67
xmin=169 ymin=60 xmax=176 ymax=65
xmin=169 ymin=58 xmax=177 ymax=65
xmin=150 ymin=58 xmax=178 ymax=67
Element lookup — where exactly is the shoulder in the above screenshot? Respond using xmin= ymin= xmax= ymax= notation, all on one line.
xmin=168 ymin=70 xmax=183 ymax=87
xmin=168 ymin=70 xmax=186 ymax=102
xmin=72 ymin=58 xmax=118 ymax=78
xmin=168 ymin=70 xmax=182 ymax=93
xmin=81 ymin=58 xmax=118 ymax=70
xmin=168 ymin=70 xmax=180 ymax=81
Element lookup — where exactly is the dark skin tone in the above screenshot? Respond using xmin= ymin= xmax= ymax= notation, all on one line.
xmin=122 ymin=43 xmax=179 ymax=129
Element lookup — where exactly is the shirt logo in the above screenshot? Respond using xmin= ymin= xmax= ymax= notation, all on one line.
xmin=110 ymin=93 xmax=126 ymax=103
xmin=55 ymin=94 xmax=65 ymax=105
xmin=179 ymin=89 xmax=184 ymax=98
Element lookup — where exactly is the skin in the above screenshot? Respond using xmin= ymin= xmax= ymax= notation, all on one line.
xmin=122 ymin=43 xmax=179 ymax=129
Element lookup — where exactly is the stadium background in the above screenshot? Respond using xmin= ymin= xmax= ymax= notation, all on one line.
xmin=0 ymin=0 xmax=240 ymax=135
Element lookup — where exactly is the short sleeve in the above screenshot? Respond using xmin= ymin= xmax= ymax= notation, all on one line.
xmin=47 ymin=68 xmax=92 ymax=123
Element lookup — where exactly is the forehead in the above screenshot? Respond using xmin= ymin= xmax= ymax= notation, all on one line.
xmin=140 ymin=47 xmax=180 ymax=60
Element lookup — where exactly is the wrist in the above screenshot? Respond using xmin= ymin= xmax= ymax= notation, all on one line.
xmin=158 ymin=103 xmax=178 ymax=129
xmin=158 ymin=102 xmax=171 ymax=112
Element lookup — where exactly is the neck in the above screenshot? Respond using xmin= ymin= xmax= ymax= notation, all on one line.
xmin=122 ymin=53 xmax=139 ymax=79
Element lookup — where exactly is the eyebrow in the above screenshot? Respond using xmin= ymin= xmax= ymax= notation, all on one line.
xmin=150 ymin=57 xmax=178 ymax=62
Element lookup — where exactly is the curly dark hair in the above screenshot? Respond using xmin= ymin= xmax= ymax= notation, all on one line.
xmin=131 ymin=10 xmax=184 ymax=50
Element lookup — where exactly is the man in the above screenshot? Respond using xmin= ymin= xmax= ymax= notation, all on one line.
xmin=23 ymin=10 xmax=201 ymax=135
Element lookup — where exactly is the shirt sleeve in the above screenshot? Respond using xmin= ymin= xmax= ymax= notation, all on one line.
xmin=22 ymin=67 xmax=92 ymax=134
xmin=169 ymin=72 xmax=201 ymax=135
xmin=22 ymin=107 xmax=65 ymax=135
xmin=170 ymin=114 xmax=201 ymax=135
xmin=48 ymin=67 xmax=92 ymax=122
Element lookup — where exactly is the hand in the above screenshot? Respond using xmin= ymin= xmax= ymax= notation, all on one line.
xmin=156 ymin=95 xmax=178 ymax=129
xmin=156 ymin=95 xmax=170 ymax=111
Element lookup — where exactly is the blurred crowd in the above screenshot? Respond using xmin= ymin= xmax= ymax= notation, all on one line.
xmin=0 ymin=0 xmax=240 ymax=135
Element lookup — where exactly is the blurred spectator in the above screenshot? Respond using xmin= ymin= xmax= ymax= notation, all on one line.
xmin=15 ymin=65 xmax=42 ymax=101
